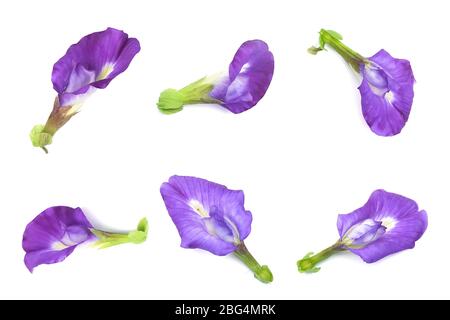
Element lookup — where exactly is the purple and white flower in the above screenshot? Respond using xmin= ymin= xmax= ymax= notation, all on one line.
xmin=30 ymin=28 xmax=140 ymax=152
xmin=297 ymin=190 xmax=427 ymax=273
xmin=160 ymin=175 xmax=273 ymax=283
xmin=23 ymin=206 xmax=148 ymax=272
xmin=309 ymin=29 xmax=415 ymax=136
xmin=359 ymin=50 xmax=415 ymax=136
xmin=157 ymin=40 xmax=274 ymax=114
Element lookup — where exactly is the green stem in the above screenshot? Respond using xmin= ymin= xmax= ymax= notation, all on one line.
xmin=309 ymin=29 xmax=367 ymax=73
xmin=233 ymin=243 xmax=273 ymax=284
xmin=157 ymin=76 xmax=222 ymax=114
xmin=91 ymin=217 xmax=148 ymax=249
xmin=297 ymin=241 xmax=345 ymax=273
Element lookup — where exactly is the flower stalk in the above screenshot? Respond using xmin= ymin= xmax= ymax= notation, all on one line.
xmin=233 ymin=243 xmax=273 ymax=283
xmin=91 ymin=218 xmax=149 ymax=249
xmin=309 ymin=29 xmax=366 ymax=73
xmin=157 ymin=77 xmax=220 ymax=114
xmin=297 ymin=241 xmax=344 ymax=273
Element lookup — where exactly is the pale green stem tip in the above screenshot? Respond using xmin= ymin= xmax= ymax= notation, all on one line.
xmin=157 ymin=89 xmax=185 ymax=114
xmin=30 ymin=124 xmax=53 ymax=153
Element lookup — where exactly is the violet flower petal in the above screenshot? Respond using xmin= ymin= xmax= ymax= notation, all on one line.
xmin=337 ymin=190 xmax=427 ymax=263
xmin=210 ymin=40 xmax=274 ymax=114
xmin=24 ymin=247 xmax=76 ymax=273
xmin=22 ymin=206 xmax=96 ymax=272
xmin=160 ymin=175 xmax=252 ymax=256
xmin=52 ymin=27 xmax=140 ymax=107
xmin=359 ymin=49 xmax=415 ymax=136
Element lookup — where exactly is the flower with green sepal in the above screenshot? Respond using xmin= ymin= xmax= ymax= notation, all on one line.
xmin=22 ymin=206 xmax=148 ymax=272
xmin=297 ymin=190 xmax=427 ymax=273
xmin=308 ymin=29 xmax=415 ymax=136
xmin=157 ymin=40 xmax=274 ymax=114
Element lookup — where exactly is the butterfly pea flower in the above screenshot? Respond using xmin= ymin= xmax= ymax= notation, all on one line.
xmin=160 ymin=175 xmax=273 ymax=283
xmin=309 ymin=29 xmax=415 ymax=136
xmin=30 ymin=28 xmax=140 ymax=153
xmin=157 ymin=40 xmax=274 ymax=114
xmin=22 ymin=206 xmax=148 ymax=272
xmin=297 ymin=190 xmax=427 ymax=273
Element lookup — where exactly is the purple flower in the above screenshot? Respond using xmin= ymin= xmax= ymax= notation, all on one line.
xmin=30 ymin=28 xmax=140 ymax=153
xmin=23 ymin=206 xmax=148 ymax=272
xmin=297 ymin=190 xmax=427 ymax=273
xmin=157 ymin=40 xmax=274 ymax=115
xmin=309 ymin=29 xmax=415 ymax=136
xmin=209 ymin=40 xmax=274 ymax=113
xmin=338 ymin=190 xmax=428 ymax=262
xmin=22 ymin=207 xmax=95 ymax=272
xmin=359 ymin=50 xmax=415 ymax=136
xmin=160 ymin=175 xmax=273 ymax=283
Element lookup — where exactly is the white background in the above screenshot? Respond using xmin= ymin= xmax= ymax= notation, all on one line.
xmin=0 ymin=0 xmax=448 ymax=300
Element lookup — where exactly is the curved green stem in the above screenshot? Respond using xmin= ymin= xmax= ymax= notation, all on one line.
xmin=233 ymin=243 xmax=273 ymax=284
xmin=91 ymin=217 xmax=148 ymax=249
xmin=308 ymin=29 xmax=367 ymax=73
xmin=297 ymin=241 xmax=345 ymax=273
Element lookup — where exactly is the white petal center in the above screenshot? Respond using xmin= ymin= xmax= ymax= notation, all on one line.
xmin=381 ymin=216 xmax=397 ymax=231
xmin=97 ymin=64 xmax=115 ymax=81
xmin=189 ymin=200 xmax=209 ymax=217
xmin=52 ymin=241 xmax=69 ymax=251
xmin=385 ymin=91 xmax=395 ymax=103
xmin=239 ymin=62 xmax=251 ymax=74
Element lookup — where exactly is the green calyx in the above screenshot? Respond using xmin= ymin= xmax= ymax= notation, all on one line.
xmin=233 ymin=243 xmax=273 ymax=284
xmin=297 ymin=241 xmax=344 ymax=273
xmin=29 ymin=125 xmax=53 ymax=154
xmin=308 ymin=29 xmax=367 ymax=73
xmin=91 ymin=217 xmax=149 ymax=249
xmin=157 ymin=89 xmax=185 ymax=114
xmin=157 ymin=76 xmax=221 ymax=114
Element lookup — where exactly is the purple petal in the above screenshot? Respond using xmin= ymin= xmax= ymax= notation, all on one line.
xmin=337 ymin=202 xmax=374 ymax=239
xmin=337 ymin=190 xmax=428 ymax=263
xmin=363 ymin=65 xmax=389 ymax=91
xmin=52 ymin=27 xmax=140 ymax=107
xmin=350 ymin=210 xmax=427 ymax=263
xmin=22 ymin=206 xmax=95 ymax=272
xmin=210 ymin=40 xmax=274 ymax=114
xmin=370 ymin=50 xmax=415 ymax=88
xmin=24 ymin=247 xmax=76 ymax=273
xmin=160 ymin=176 xmax=252 ymax=256
xmin=359 ymin=49 xmax=414 ymax=136
xmin=98 ymin=37 xmax=140 ymax=87
xmin=65 ymin=64 xmax=96 ymax=93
